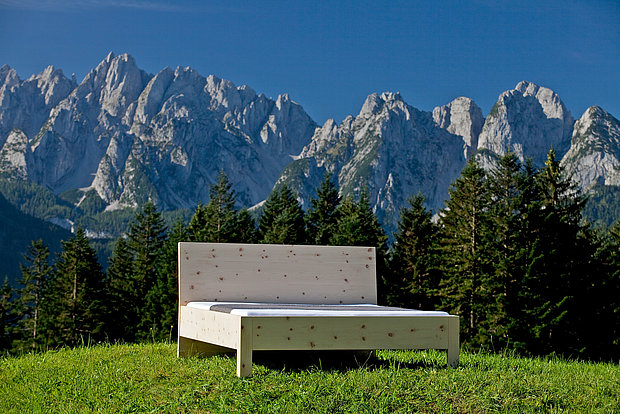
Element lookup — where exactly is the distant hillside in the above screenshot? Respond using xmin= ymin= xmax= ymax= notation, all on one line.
xmin=0 ymin=190 xmax=71 ymax=284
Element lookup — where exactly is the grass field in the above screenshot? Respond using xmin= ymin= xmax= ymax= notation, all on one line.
xmin=1 ymin=343 xmax=618 ymax=413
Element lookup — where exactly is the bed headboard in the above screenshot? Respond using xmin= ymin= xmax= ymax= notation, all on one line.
xmin=178 ymin=242 xmax=377 ymax=306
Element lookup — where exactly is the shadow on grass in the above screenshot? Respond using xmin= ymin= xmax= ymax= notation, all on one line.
xmin=249 ymin=350 xmax=450 ymax=374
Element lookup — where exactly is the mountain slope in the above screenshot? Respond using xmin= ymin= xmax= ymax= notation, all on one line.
xmin=276 ymin=93 xmax=479 ymax=231
xmin=0 ymin=191 xmax=71 ymax=284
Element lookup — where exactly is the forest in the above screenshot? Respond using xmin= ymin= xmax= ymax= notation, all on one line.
xmin=1 ymin=149 xmax=618 ymax=361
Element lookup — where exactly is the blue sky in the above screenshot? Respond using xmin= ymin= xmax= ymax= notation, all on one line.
xmin=0 ymin=0 xmax=617 ymax=124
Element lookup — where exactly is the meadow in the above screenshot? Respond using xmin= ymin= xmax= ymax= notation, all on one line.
xmin=1 ymin=343 xmax=618 ymax=413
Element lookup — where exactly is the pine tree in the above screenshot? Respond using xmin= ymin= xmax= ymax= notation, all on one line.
xmin=258 ymin=184 xmax=306 ymax=244
xmin=439 ymin=158 xmax=494 ymax=346
xmin=330 ymin=189 xmax=386 ymax=249
xmin=187 ymin=172 xmax=239 ymax=243
xmin=235 ymin=208 xmax=257 ymax=243
xmin=591 ymin=221 xmax=620 ymax=359
xmin=0 ymin=277 xmax=14 ymax=352
xmin=306 ymin=173 xmax=341 ymax=245
xmin=126 ymin=201 xmax=167 ymax=339
xmin=486 ymin=153 xmax=535 ymax=349
xmin=330 ymin=188 xmax=388 ymax=302
xmin=143 ymin=220 xmax=187 ymax=342
xmin=44 ymin=228 xmax=106 ymax=348
xmin=104 ymin=237 xmax=136 ymax=342
xmin=12 ymin=240 xmax=53 ymax=352
xmin=388 ymin=194 xmax=440 ymax=309
xmin=525 ymin=148 xmax=590 ymax=355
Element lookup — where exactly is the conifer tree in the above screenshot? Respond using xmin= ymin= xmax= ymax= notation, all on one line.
xmin=439 ymin=158 xmax=494 ymax=346
xmin=525 ymin=148 xmax=590 ymax=355
xmin=44 ymin=228 xmax=106 ymax=347
xmin=590 ymin=221 xmax=620 ymax=359
xmin=258 ymin=184 xmax=306 ymax=244
xmin=0 ymin=277 xmax=14 ymax=352
xmin=330 ymin=189 xmax=388 ymax=302
xmin=235 ymin=208 xmax=257 ymax=243
xmin=388 ymin=194 xmax=440 ymax=309
xmin=126 ymin=201 xmax=167 ymax=339
xmin=143 ymin=220 xmax=187 ymax=341
xmin=330 ymin=189 xmax=386 ymax=249
xmin=187 ymin=172 xmax=239 ymax=243
xmin=104 ymin=237 xmax=135 ymax=341
xmin=12 ymin=240 xmax=53 ymax=352
xmin=306 ymin=173 xmax=341 ymax=245
xmin=486 ymin=153 xmax=537 ymax=348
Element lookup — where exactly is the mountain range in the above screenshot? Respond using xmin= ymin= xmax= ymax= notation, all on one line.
xmin=1 ymin=52 xmax=619 ymax=241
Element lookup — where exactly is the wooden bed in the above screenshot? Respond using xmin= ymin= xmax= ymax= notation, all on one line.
xmin=177 ymin=242 xmax=459 ymax=377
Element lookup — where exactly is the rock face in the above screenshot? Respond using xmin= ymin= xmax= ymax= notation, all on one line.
xmin=433 ymin=97 xmax=484 ymax=159
xmin=0 ymin=64 xmax=76 ymax=150
xmin=561 ymin=106 xmax=620 ymax=188
xmin=277 ymin=92 xmax=472 ymax=231
xmin=0 ymin=53 xmax=317 ymax=209
xmin=477 ymin=81 xmax=574 ymax=167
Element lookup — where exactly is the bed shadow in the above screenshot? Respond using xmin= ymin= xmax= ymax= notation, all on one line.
xmin=251 ymin=350 xmax=448 ymax=374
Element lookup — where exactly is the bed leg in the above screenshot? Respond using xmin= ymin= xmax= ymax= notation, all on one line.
xmin=237 ymin=318 xmax=253 ymax=377
xmin=447 ymin=316 xmax=460 ymax=367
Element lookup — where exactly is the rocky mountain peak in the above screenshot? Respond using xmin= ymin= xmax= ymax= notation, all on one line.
xmin=477 ymin=81 xmax=574 ymax=167
xmin=29 ymin=65 xmax=75 ymax=107
xmin=562 ymin=106 xmax=620 ymax=188
xmin=359 ymin=93 xmax=383 ymax=117
xmin=0 ymin=65 xmax=19 ymax=88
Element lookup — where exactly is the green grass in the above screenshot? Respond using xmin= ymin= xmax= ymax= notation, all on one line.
xmin=1 ymin=343 xmax=618 ymax=413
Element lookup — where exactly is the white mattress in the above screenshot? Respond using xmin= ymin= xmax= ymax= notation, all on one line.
xmin=186 ymin=302 xmax=449 ymax=317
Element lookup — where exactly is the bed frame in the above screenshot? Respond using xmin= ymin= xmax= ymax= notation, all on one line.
xmin=177 ymin=242 xmax=459 ymax=377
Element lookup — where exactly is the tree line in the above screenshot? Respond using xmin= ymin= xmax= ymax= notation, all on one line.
xmin=1 ymin=150 xmax=618 ymax=360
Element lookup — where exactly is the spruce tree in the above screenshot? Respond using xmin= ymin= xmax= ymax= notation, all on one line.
xmin=330 ymin=189 xmax=386 ymax=249
xmin=439 ymin=158 xmax=494 ymax=346
xmin=0 ymin=277 xmax=14 ymax=352
xmin=591 ymin=222 xmax=620 ymax=359
xmin=388 ymin=194 xmax=440 ymax=309
xmin=330 ymin=189 xmax=388 ymax=302
xmin=306 ymin=173 xmax=341 ymax=245
xmin=104 ymin=237 xmax=135 ymax=342
xmin=486 ymin=153 xmax=535 ymax=349
xmin=44 ymin=228 xmax=106 ymax=348
xmin=258 ymin=184 xmax=306 ymax=244
xmin=187 ymin=172 xmax=239 ymax=243
xmin=525 ymin=148 xmax=590 ymax=355
xmin=143 ymin=220 xmax=187 ymax=341
xmin=12 ymin=240 xmax=53 ymax=352
xmin=235 ymin=208 xmax=257 ymax=243
xmin=126 ymin=201 xmax=167 ymax=339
